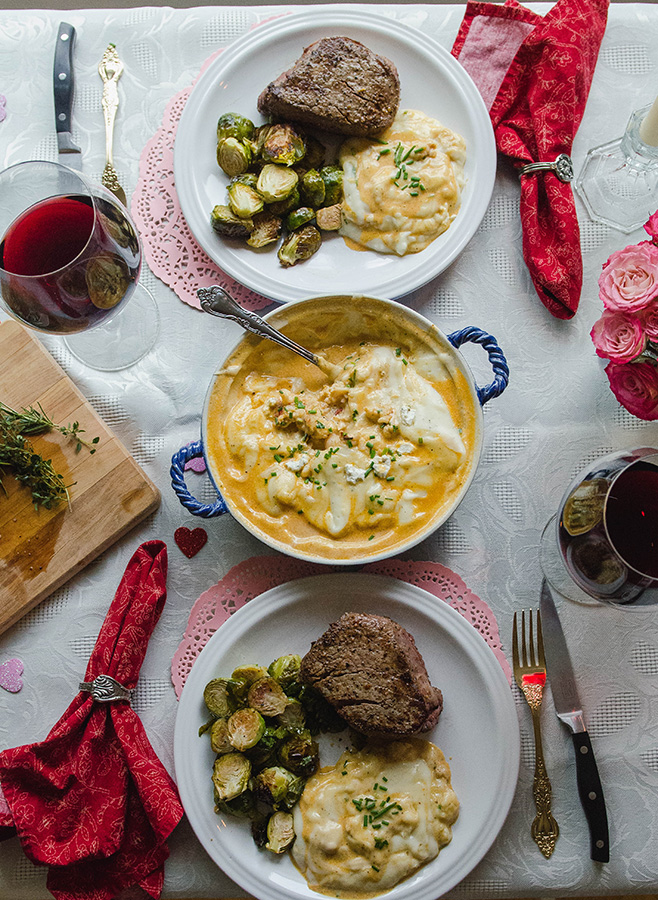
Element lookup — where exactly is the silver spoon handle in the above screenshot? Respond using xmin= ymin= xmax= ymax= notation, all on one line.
xmin=198 ymin=285 xmax=324 ymax=369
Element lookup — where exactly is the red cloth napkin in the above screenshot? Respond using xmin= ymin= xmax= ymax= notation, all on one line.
xmin=452 ymin=0 xmax=609 ymax=319
xmin=0 ymin=541 xmax=184 ymax=900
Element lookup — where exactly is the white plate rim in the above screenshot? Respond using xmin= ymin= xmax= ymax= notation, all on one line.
xmin=173 ymin=7 xmax=496 ymax=303
xmin=174 ymin=572 xmax=520 ymax=900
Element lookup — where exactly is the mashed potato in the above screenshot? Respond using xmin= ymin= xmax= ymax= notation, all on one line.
xmin=292 ymin=739 xmax=459 ymax=896
xmin=339 ymin=109 xmax=466 ymax=256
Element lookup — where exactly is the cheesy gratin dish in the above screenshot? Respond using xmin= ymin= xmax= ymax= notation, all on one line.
xmin=339 ymin=109 xmax=466 ymax=256
xmin=292 ymin=739 xmax=459 ymax=896
xmin=204 ymin=297 xmax=479 ymax=561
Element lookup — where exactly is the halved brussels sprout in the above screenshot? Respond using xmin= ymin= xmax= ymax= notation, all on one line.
xmin=266 ymin=811 xmax=295 ymax=854
xmin=203 ymin=678 xmax=235 ymax=718
xmin=216 ymin=113 xmax=255 ymax=143
xmin=257 ymin=164 xmax=298 ymax=204
xmin=217 ymin=790 xmax=256 ymax=819
xmin=275 ymin=698 xmax=306 ymax=730
xmin=230 ymin=172 xmax=259 ymax=190
xmin=278 ymin=731 xmax=320 ymax=777
xmin=268 ymin=654 xmax=302 ymax=688
xmin=304 ymin=136 xmax=327 ymax=171
xmin=227 ymin=182 xmax=264 ymax=219
xmin=254 ymin=765 xmax=305 ymax=809
xmin=261 ymin=124 xmax=306 ymax=167
xmin=278 ymin=225 xmax=321 ymax=268
xmin=316 ymin=204 xmax=342 ymax=231
xmin=217 ymin=137 xmax=252 ymax=177
xmin=232 ymin=664 xmax=269 ymax=684
xmin=248 ymin=677 xmax=289 ymax=716
xmin=210 ymin=205 xmax=253 ymax=239
xmin=320 ymin=165 xmax=344 ymax=205
xmin=285 ymin=207 xmax=316 ymax=232
xmin=247 ymin=211 xmax=282 ymax=249
xmin=228 ymin=707 xmax=266 ymax=751
xmin=210 ymin=717 xmax=233 ymax=755
xmin=212 ymin=752 xmax=251 ymax=803
xmin=267 ymin=187 xmax=300 ymax=217
xmin=300 ymin=169 xmax=326 ymax=208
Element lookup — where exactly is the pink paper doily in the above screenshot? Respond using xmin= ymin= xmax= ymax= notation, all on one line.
xmin=131 ymin=49 xmax=271 ymax=312
xmin=171 ymin=557 xmax=511 ymax=698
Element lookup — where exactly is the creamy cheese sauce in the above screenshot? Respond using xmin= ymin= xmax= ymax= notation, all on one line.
xmin=205 ymin=298 xmax=478 ymax=561
xmin=292 ymin=739 xmax=459 ymax=896
xmin=339 ymin=109 xmax=466 ymax=256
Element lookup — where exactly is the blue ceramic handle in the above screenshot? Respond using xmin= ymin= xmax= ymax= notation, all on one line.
xmin=170 ymin=440 xmax=228 ymax=518
xmin=447 ymin=327 xmax=509 ymax=406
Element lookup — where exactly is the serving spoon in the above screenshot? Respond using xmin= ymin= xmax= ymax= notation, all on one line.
xmin=198 ymin=286 xmax=343 ymax=380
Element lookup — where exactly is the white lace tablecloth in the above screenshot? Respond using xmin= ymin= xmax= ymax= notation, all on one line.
xmin=1 ymin=4 xmax=658 ymax=899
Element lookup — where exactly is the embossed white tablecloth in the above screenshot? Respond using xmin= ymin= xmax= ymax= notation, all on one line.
xmin=1 ymin=4 xmax=658 ymax=899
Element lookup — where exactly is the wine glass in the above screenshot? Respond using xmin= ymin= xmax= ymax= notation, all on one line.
xmin=0 ymin=159 xmax=158 ymax=371
xmin=540 ymin=448 xmax=658 ymax=607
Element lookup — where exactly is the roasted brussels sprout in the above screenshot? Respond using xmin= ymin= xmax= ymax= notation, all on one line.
xmin=261 ymin=123 xmax=306 ymax=167
xmin=320 ymin=165 xmax=344 ymax=205
xmin=266 ymin=811 xmax=295 ymax=854
xmin=257 ymin=164 xmax=298 ymax=204
xmin=203 ymin=678 xmax=235 ymax=718
xmin=228 ymin=707 xmax=266 ymax=751
xmin=216 ymin=790 xmax=256 ymax=819
xmin=278 ymin=732 xmax=320 ymax=777
xmin=248 ymin=677 xmax=289 ymax=716
xmin=217 ymin=137 xmax=252 ymax=178
xmin=304 ymin=136 xmax=327 ymax=170
xmin=254 ymin=765 xmax=305 ymax=809
xmin=247 ymin=211 xmax=282 ymax=249
xmin=316 ymin=204 xmax=342 ymax=231
xmin=232 ymin=664 xmax=269 ymax=684
xmin=230 ymin=172 xmax=259 ymax=190
xmin=210 ymin=205 xmax=253 ymax=239
xmin=251 ymin=815 xmax=269 ymax=849
xmin=227 ymin=181 xmax=264 ymax=219
xmin=212 ymin=752 xmax=251 ymax=803
xmin=216 ymin=112 xmax=255 ymax=143
xmin=209 ymin=717 xmax=233 ymax=755
xmin=277 ymin=225 xmax=322 ymax=268
xmin=268 ymin=654 xmax=302 ymax=689
xmin=295 ymin=683 xmax=346 ymax=734
xmin=300 ymin=169 xmax=326 ymax=208
xmin=285 ymin=207 xmax=316 ymax=232
xmin=275 ymin=698 xmax=306 ymax=730
xmin=267 ymin=187 xmax=300 ymax=217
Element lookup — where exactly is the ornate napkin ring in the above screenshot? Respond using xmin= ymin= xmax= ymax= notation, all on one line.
xmin=79 ymin=674 xmax=133 ymax=703
xmin=519 ymin=154 xmax=574 ymax=183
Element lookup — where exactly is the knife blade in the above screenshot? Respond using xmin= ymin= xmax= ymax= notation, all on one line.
xmin=54 ymin=22 xmax=82 ymax=170
xmin=540 ymin=579 xmax=610 ymax=862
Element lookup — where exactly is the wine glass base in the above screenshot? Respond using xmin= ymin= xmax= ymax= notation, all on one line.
xmin=64 ymin=284 xmax=159 ymax=371
xmin=539 ymin=515 xmax=604 ymax=606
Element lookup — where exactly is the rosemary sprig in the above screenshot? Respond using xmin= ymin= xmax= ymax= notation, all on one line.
xmin=0 ymin=401 xmax=100 ymax=509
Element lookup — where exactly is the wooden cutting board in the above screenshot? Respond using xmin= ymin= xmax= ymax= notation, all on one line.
xmin=0 ymin=320 xmax=160 ymax=635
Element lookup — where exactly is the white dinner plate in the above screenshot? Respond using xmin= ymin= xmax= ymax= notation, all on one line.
xmin=174 ymin=8 xmax=496 ymax=303
xmin=174 ymin=573 xmax=519 ymax=900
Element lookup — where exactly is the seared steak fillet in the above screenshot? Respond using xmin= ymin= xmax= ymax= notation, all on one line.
xmin=257 ymin=37 xmax=400 ymax=137
xmin=301 ymin=612 xmax=442 ymax=737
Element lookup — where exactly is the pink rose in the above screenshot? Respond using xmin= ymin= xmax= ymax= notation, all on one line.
xmin=605 ymin=361 xmax=658 ymax=420
xmin=644 ymin=210 xmax=658 ymax=243
xmin=640 ymin=303 xmax=658 ymax=342
xmin=599 ymin=242 xmax=658 ymax=312
xmin=590 ymin=309 xmax=646 ymax=362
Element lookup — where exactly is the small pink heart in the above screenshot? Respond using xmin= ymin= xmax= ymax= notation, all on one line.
xmin=174 ymin=526 xmax=208 ymax=559
xmin=185 ymin=456 xmax=207 ymax=474
xmin=0 ymin=658 xmax=23 ymax=693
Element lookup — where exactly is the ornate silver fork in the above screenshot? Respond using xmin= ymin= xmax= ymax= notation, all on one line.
xmin=99 ymin=43 xmax=127 ymax=206
xmin=512 ymin=609 xmax=559 ymax=858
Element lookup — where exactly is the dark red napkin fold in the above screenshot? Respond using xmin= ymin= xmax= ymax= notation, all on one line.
xmin=452 ymin=0 xmax=609 ymax=319
xmin=0 ymin=540 xmax=184 ymax=900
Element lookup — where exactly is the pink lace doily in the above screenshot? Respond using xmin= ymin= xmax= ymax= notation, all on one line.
xmin=171 ymin=557 xmax=511 ymax=698
xmin=131 ymin=50 xmax=271 ymax=313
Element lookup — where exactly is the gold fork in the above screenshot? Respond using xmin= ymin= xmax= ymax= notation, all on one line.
xmin=512 ymin=609 xmax=559 ymax=859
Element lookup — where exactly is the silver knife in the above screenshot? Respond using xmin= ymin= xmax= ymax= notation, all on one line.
xmin=540 ymin=579 xmax=610 ymax=862
xmin=54 ymin=22 xmax=82 ymax=170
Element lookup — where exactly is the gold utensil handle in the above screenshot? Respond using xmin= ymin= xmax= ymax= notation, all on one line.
xmin=522 ymin=683 xmax=559 ymax=858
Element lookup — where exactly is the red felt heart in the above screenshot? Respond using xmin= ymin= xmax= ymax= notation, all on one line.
xmin=174 ymin=526 xmax=208 ymax=559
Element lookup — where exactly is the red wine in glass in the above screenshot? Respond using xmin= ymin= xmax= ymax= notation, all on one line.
xmin=0 ymin=192 xmax=140 ymax=335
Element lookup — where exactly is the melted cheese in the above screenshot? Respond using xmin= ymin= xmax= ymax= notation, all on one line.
xmin=339 ymin=109 xmax=466 ymax=256
xmin=205 ymin=298 xmax=478 ymax=561
xmin=292 ymin=740 xmax=459 ymax=896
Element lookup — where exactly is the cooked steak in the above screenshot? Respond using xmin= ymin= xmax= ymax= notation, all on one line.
xmin=257 ymin=37 xmax=400 ymax=137
xmin=300 ymin=612 xmax=442 ymax=737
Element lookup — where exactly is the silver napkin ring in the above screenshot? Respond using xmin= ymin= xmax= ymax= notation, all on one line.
xmin=519 ymin=153 xmax=574 ymax=183
xmin=79 ymin=674 xmax=133 ymax=703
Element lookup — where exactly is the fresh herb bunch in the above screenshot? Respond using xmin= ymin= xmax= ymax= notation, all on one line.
xmin=0 ymin=401 xmax=99 ymax=508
